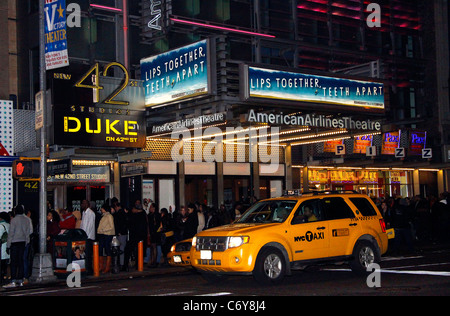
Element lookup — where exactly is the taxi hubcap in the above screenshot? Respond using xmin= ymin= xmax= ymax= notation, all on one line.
xmin=359 ymin=246 xmax=375 ymax=267
xmin=264 ymin=254 xmax=282 ymax=279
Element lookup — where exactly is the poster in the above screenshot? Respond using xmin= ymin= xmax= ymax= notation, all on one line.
xmin=246 ymin=66 xmax=385 ymax=110
xmin=45 ymin=0 xmax=70 ymax=70
xmin=141 ymin=40 xmax=210 ymax=107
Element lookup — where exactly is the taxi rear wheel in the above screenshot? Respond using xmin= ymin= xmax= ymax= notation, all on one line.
xmin=253 ymin=247 xmax=286 ymax=285
xmin=350 ymin=240 xmax=379 ymax=274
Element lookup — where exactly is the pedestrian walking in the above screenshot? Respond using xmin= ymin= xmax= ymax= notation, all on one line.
xmin=46 ymin=210 xmax=61 ymax=259
xmin=80 ymin=200 xmax=96 ymax=275
xmin=159 ymin=208 xmax=175 ymax=266
xmin=174 ymin=205 xmax=187 ymax=241
xmin=0 ymin=212 xmax=10 ymax=285
xmin=123 ymin=204 xmax=148 ymax=271
xmin=3 ymin=205 xmax=33 ymax=288
xmin=97 ymin=204 xmax=115 ymax=274
xmin=112 ymin=201 xmax=128 ymax=270
xmin=147 ymin=203 xmax=160 ymax=267
xmin=59 ymin=207 xmax=76 ymax=231
xmin=183 ymin=203 xmax=198 ymax=240
xmin=391 ymin=198 xmax=415 ymax=255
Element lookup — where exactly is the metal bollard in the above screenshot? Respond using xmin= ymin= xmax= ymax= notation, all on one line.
xmin=138 ymin=240 xmax=144 ymax=272
xmin=111 ymin=236 xmax=121 ymax=274
xmin=93 ymin=242 xmax=100 ymax=277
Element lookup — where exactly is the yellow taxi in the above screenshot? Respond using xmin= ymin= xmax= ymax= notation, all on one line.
xmin=191 ymin=191 xmax=388 ymax=284
xmin=168 ymin=238 xmax=193 ymax=267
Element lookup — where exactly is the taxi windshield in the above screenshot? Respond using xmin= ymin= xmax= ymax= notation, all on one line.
xmin=237 ymin=200 xmax=298 ymax=224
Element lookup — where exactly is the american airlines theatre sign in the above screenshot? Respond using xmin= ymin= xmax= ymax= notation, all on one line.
xmin=247 ymin=109 xmax=381 ymax=131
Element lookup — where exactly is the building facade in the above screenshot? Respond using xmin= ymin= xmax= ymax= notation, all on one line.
xmin=1 ymin=0 xmax=449 ymax=212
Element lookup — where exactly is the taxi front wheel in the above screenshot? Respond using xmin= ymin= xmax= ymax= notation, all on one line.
xmin=253 ymin=247 xmax=286 ymax=285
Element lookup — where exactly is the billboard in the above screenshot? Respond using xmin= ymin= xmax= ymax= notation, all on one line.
xmin=51 ymin=63 xmax=146 ymax=148
xmin=141 ymin=40 xmax=210 ymax=107
xmin=242 ymin=66 xmax=385 ymax=110
xmin=45 ymin=0 xmax=69 ymax=70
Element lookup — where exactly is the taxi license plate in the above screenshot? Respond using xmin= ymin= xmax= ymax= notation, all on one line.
xmin=173 ymin=255 xmax=182 ymax=263
xmin=200 ymin=250 xmax=212 ymax=260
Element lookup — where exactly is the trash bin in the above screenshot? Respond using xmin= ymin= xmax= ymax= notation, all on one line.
xmin=53 ymin=229 xmax=88 ymax=279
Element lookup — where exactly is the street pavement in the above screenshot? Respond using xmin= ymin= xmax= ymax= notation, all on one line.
xmin=1 ymin=241 xmax=450 ymax=297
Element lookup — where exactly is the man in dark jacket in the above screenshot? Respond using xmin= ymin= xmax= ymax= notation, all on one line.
xmin=147 ymin=203 xmax=161 ymax=267
xmin=183 ymin=203 xmax=198 ymax=240
xmin=391 ymin=198 xmax=414 ymax=254
xmin=112 ymin=202 xmax=128 ymax=269
xmin=123 ymin=204 xmax=148 ymax=271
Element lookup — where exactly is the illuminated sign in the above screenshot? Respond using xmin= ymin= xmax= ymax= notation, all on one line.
xmin=45 ymin=0 xmax=69 ymax=70
xmin=323 ymin=139 xmax=343 ymax=153
xmin=51 ymin=63 xmax=146 ymax=148
xmin=381 ymin=131 xmax=401 ymax=155
xmin=47 ymin=166 xmax=110 ymax=183
xmin=247 ymin=110 xmax=381 ymax=131
xmin=409 ymin=131 xmax=426 ymax=156
xmin=147 ymin=0 xmax=162 ymax=30
xmin=141 ymin=40 xmax=210 ymax=107
xmin=353 ymin=135 xmax=373 ymax=154
xmin=13 ymin=159 xmax=40 ymax=180
xmin=243 ymin=66 xmax=385 ymax=110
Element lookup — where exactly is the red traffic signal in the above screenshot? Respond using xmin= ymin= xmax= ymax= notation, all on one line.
xmin=12 ymin=159 xmax=40 ymax=180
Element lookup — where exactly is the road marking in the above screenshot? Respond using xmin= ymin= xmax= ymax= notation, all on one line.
xmin=9 ymin=285 xmax=100 ymax=296
xmin=381 ymin=256 xmax=424 ymax=262
xmin=384 ymin=262 xmax=450 ymax=270
xmin=323 ymin=267 xmax=450 ymax=277
xmin=151 ymin=291 xmax=193 ymax=296
xmin=196 ymin=292 xmax=232 ymax=296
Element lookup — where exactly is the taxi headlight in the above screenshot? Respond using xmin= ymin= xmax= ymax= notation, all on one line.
xmin=170 ymin=244 xmax=176 ymax=253
xmin=192 ymin=236 xmax=197 ymax=248
xmin=228 ymin=236 xmax=250 ymax=248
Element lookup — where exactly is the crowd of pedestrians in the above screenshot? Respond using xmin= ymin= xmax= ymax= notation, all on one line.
xmin=374 ymin=192 xmax=450 ymax=255
xmin=1 ymin=191 xmax=449 ymax=288
xmin=0 ymin=197 xmax=242 ymax=288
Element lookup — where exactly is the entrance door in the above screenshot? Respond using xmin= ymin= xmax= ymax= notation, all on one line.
xmin=67 ymin=186 xmax=86 ymax=212
xmin=91 ymin=185 xmax=107 ymax=211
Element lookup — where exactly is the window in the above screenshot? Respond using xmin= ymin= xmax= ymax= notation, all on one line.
xmin=291 ymin=199 xmax=323 ymax=224
xmin=322 ymin=197 xmax=355 ymax=220
xmin=349 ymin=198 xmax=377 ymax=216
xmin=239 ymin=200 xmax=298 ymax=224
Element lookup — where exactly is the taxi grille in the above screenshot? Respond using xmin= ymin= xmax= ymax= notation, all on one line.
xmin=196 ymin=237 xmax=228 ymax=252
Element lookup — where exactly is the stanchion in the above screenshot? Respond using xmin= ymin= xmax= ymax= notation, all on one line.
xmin=93 ymin=242 xmax=100 ymax=277
xmin=138 ymin=241 xmax=144 ymax=272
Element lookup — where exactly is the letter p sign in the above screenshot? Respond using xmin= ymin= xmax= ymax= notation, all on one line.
xmin=335 ymin=144 xmax=346 ymax=155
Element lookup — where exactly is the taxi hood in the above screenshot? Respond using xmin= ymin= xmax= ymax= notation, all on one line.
xmin=197 ymin=223 xmax=280 ymax=236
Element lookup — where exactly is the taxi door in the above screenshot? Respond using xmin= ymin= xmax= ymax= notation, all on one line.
xmin=288 ymin=198 xmax=329 ymax=261
xmin=321 ymin=197 xmax=362 ymax=258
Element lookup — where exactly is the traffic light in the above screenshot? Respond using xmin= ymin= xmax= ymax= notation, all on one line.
xmin=12 ymin=159 xmax=40 ymax=180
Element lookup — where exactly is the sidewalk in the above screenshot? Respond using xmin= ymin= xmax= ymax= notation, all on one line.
xmin=1 ymin=264 xmax=191 ymax=292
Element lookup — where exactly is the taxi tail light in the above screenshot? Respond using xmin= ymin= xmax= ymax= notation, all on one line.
xmin=379 ymin=218 xmax=386 ymax=233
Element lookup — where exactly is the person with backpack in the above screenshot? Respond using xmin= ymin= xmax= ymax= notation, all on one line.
xmin=0 ymin=212 xmax=10 ymax=285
